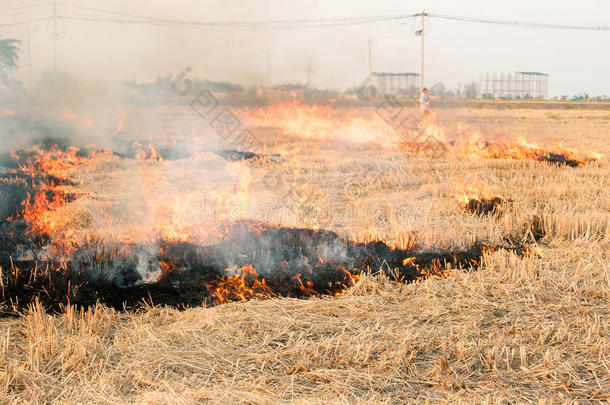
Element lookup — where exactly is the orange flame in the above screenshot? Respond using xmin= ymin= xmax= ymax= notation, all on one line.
xmin=207 ymin=265 xmax=275 ymax=304
xmin=3 ymin=101 xmax=560 ymax=305
xmin=132 ymin=141 xmax=163 ymax=161
xmin=237 ymin=100 xmax=402 ymax=147
xmin=454 ymin=181 xmax=496 ymax=205
xmin=237 ymin=100 xmax=600 ymax=164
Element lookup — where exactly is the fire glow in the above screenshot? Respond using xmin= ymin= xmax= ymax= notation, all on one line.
xmin=4 ymin=100 xmax=585 ymax=313
xmin=0 ymin=140 xmax=528 ymax=314
xmin=455 ymin=182 xmax=506 ymax=216
xmin=237 ymin=100 xmax=600 ymax=166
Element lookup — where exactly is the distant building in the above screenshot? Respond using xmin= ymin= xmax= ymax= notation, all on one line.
xmin=479 ymin=71 xmax=549 ymax=99
xmin=371 ymin=72 xmax=420 ymax=97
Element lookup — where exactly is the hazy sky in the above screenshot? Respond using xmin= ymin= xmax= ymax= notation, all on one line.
xmin=2 ymin=0 xmax=609 ymax=96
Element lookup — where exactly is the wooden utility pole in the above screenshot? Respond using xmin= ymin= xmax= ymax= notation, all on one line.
xmin=416 ymin=10 xmax=426 ymax=94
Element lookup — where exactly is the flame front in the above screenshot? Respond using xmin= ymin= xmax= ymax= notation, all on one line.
xmin=238 ymin=100 xmax=600 ymax=165
xmin=2 ymin=101 xmax=547 ymax=307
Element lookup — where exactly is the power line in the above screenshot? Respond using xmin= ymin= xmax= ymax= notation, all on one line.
xmin=56 ymin=2 xmax=179 ymax=23
xmin=56 ymin=14 xmax=414 ymax=29
xmin=48 ymin=5 xmax=610 ymax=31
xmin=0 ymin=4 xmax=47 ymax=13
xmin=54 ymin=3 xmax=416 ymax=28
xmin=51 ymin=12 xmax=610 ymax=31
xmin=0 ymin=17 xmax=49 ymax=28
xmin=428 ymin=13 xmax=609 ymax=31
xmin=0 ymin=5 xmax=607 ymax=32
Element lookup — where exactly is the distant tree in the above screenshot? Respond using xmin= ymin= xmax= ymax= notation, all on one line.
xmin=464 ymin=81 xmax=478 ymax=99
xmin=0 ymin=39 xmax=20 ymax=83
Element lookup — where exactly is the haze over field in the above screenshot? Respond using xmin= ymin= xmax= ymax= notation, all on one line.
xmin=1 ymin=0 xmax=609 ymax=96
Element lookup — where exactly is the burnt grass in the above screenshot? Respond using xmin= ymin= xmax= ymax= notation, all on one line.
xmin=465 ymin=197 xmax=505 ymax=216
xmin=115 ymin=136 xmax=279 ymax=162
xmin=537 ymin=153 xmax=587 ymax=168
xmin=0 ymin=217 xmax=528 ymax=316
xmin=0 ymin=144 xmax=527 ymax=316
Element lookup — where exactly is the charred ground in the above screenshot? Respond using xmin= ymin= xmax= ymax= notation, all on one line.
xmin=0 ymin=142 xmax=532 ymax=315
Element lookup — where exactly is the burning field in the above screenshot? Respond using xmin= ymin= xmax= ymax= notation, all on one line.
xmin=1 ymin=101 xmax=581 ymax=314
xmin=0 ymin=138 xmax=517 ymax=313
xmin=0 ymin=104 xmax=608 ymax=403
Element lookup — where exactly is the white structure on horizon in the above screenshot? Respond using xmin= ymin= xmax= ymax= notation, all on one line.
xmin=479 ymin=71 xmax=549 ymax=99
xmin=371 ymin=72 xmax=420 ymax=97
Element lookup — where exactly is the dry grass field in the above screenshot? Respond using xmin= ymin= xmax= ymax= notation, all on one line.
xmin=0 ymin=106 xmax=608 ymax=403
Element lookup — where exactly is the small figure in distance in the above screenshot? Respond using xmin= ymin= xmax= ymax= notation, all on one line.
xmin=419 ymin=87 xmax=431 ymax=121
